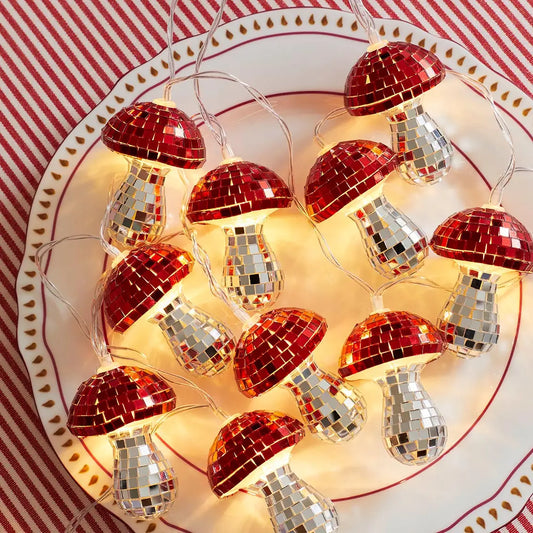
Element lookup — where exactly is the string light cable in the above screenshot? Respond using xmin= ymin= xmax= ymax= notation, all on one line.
xmin=35 ymin=235 xmax=231 ymax=420
xmin=167 ymin=0 xmax=231 ymax=155
xmin=347 ymin=0 xmax=380 ymax=45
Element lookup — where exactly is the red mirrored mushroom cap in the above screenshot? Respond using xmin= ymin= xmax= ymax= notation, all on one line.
xmin=186 ymin=160 xmax=293 ymax=223
xmin=430 ymin=207 xmax=533 ymax=272
xmin=339 ymin=311 xmax=444 ymax=379
xmin=344 ymin=41 xmax=446 ymax=116
xmin=234 ymin=308 xmax=327 ymax=397
xmin=101 ymin=101 xmax=206 ymax=168
xmin=67 ymin=365 xmax=176 ymax=437
xmin=207 ymin=410 xmax=305 ymax=497
xmin=102 ymin=244 xmax=194 ymax=334
xmin=305 ymin=140 xmax=398 ymax=222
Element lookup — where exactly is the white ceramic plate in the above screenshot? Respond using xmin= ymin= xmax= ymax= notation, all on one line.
xmin=17 ymin=8 xmax=533 ymax=533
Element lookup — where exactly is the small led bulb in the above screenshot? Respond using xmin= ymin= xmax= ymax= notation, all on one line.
xmin=67 ymin=365 xmax=177 ymax=518
xmin=234 ymin=308 xmax=366 ymax=443
xmin=102 ymin=244 xmax=235 ymax=376
xmin=186 ymin=159 xmax=293 ymax=310
xmin=344 ymin=41 xmax=453 ymax=185
xmin=339 ymin=311 xmax=447 ymax=465
xmin=305 ymin=140 xmax=428 ymax=278
xmin=207 ymin=410 xmax=339 ymax=533
xmin=101 ymin=100 xmax=206 ymax=248
xmin=431 ymin=206 xmax=533 ymax=357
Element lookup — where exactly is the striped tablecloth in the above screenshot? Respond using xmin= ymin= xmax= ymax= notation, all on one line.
xmin=1 ymin=1 xmax=531 ymax=532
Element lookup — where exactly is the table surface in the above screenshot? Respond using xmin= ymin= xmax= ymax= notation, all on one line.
xmin=1 ymin=1 xmax=531 ymax=532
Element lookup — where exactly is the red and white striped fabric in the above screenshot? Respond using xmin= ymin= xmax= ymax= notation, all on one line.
xmin=0 ymin=1 xmax=531 ymax=532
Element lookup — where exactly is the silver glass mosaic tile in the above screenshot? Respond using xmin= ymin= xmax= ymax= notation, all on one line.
xmin=109 ymin=425 xmax=176 ymax=519
xmin=104 ymin=161 xmax=167 ymax=248
xmin=377 ymin=364 xmax=447 ymax=465
xmin=388 ymin=100 xmax=453 ymax=185
xmin=283 ymin=359 xmax=366 ymax=443
xmin=348 ymin=194 xmax=428 ymax=278
xmin=437 ymin=266 xmax=500 ymax=358
xmin=155 ymin=295 xmax=234 ymax=376
xmin=257 ymin=465 xmax=339 ymax=533
xmin=223 ymin=223 xmax=283 ymax=310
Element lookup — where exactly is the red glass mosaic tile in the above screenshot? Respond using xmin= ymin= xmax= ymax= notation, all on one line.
xmin=305 ymin=140 xmax=398 ymax=222
xmin=234 ymin=308 xmax=327 ymax=397
xmin=101 ymin=101 xmax=206 ymax=169
xmin=186 ymin=160 xmax=292 ymax=223
xmin=430 ymin=207 xmax=533 ymax=272
xmin=67 ymin=365 xmax=176 ymax=437
xmin=207 ymin=410 xmax=305 ymax=497
xmin=102 ymin=244 xmax=194 ymax=334
xmin=344 ymin=41 xmax=446 ymax=116
xmin=339 ymin=311 xmax=443 ymax=379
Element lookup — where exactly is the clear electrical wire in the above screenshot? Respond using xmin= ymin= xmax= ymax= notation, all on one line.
xmin=348 ymin=0 xmax=380 ymax=44
xmin=447 ymin=70 xmax=516 ymax=207
xmin=64 ymin=487 xmax=112 ymax=533
xmin=166 ymin=0 xmax=231 ymax=156
xmin=35 ymin=234 xmax=230 ymax=421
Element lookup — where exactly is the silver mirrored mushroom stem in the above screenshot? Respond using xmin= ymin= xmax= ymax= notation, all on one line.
xmin=387 ymin=99 xmax=453 ymax=186
xmin=222 ymin=221 xmax=283 ymax=310
xmin=255 ymin=464 xmax=339 ymax=533
xmin=109 ymin=424 xmax=176 ymax=519
xmin=376 ymin=364 xmax=447 ymax=465
xmin=104 ymin=160 xmax=167 ymax=248
xmin=346 ymin=190 xmax=428 ymax=278
xmin=152 ymin=290 xmax=235 ymax=376
xmin=437 ymin=265 xmax=500 ymax=358
xmin=282 ymin=359 xmax=366 ymax=443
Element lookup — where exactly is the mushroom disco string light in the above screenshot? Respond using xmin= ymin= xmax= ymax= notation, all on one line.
xmin=344 ymin=40 xmax=453 ymax=186
xmin=430 ymin=206 xmax=533 ymax=357
xmin=101 ymin=100 xmax=206 ymax=249
xmin=207 ymin=410 xmax=339 ymax=533
xmin=186 ymin=158 xmax=293 ymax=310
xmin=67 ymin=364 xmax=177 ymax=518
xmin=339 ymin=310 xmax=447 ymax=465
xmin=305 ymin=139 xmax=428 ymax=278
xmin=102 ymin=243 xmax=235 ymax=376
xmin=234 ymin=307 xmax=366 ymax=443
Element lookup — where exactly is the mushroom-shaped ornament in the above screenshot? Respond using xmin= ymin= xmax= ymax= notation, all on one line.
xmin=234 ymin=308 xmax=366 ymax=443
xmin=186 ymin=158 xmax=292 ymax=310
xmin=430 ymin=206 xmax=533 ymax=357
xmin=207 ymin=410 xmax=339 ymax=533
xmin=102 ymin=244 xmax=234 ymax=376
xmin=67 ymin=365 xmax=177 ymax=518
xmin=305 ymin=140 xmax=428 ymax=278
xmin=344 ymin=41 xmax=453 ymax=185
xmin=101 ymin=100 xmax=205 ymax=248
xmin=339 ymin=311 xmax=447 ymax=465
